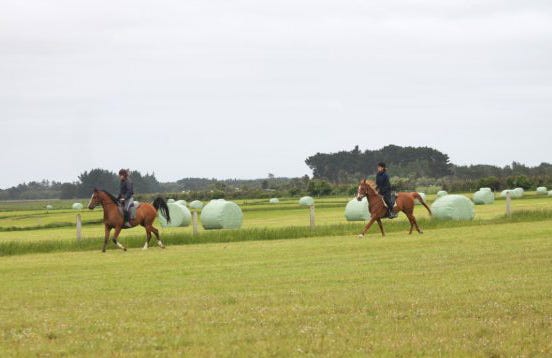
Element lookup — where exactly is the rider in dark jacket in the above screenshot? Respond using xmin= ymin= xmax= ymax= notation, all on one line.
xmin=376 ymin=162 xmax=397 ymax=219
xmin=117 ymin=169 xmax=134 ymax=226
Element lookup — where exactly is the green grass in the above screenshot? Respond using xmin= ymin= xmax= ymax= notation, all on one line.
xmin=1 ymin=221 xmax=551 ymax=356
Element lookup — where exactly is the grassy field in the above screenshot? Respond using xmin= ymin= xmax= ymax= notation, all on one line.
xmin=0 ymin=194 xmax=551 ymax=355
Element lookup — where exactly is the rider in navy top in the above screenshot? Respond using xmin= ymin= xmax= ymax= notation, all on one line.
xmin=376 ymin=162 xmax=397 ymax=219
xmin=117 ymin=169 xmax=134 ymax=227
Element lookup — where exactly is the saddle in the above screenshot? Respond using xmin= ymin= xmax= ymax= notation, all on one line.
xmin=117 ymin=201 xmax=140 ymax=221
xmin=379 ymin=193 xmax=397 ymax=209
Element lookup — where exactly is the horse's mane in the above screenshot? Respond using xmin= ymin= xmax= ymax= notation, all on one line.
xmin=100 ymin=190 xmax=118 ymax=204
xmin=363 ymin=180 xmax=378 ymax=193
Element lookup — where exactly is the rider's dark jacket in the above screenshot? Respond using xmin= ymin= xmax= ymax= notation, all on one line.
xmin=118 ymin=179 xmax=134 ymax=200
xmin=376 ymin=171 xmax=391 ymax=194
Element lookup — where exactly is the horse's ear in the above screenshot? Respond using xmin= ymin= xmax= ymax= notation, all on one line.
xmin=362 ymin=178 xmax=367 ymax=184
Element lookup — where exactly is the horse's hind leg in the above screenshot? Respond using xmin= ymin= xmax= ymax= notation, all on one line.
xmin=143 ymin=226 xmax=152 ymax=250
xmin=408 ymin=214 xmax=423 ymax=234
xmin=151 ymin=226 xmax=165 ymax=249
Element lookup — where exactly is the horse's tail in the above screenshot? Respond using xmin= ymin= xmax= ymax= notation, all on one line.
xmin=153 ymin=197 xmax=171 ymax=223
xmin=413 ymin=192 xmax=432 ymax=216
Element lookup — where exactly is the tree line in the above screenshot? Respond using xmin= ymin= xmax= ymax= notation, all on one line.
xmin=1 ymin=145 xmax=551 ymax=200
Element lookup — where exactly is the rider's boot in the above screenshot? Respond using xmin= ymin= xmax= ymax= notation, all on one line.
xmin=123 ymin=211 xmax=131 ymax=227
xmin=388 ymin=209 xmax=398 ymax=219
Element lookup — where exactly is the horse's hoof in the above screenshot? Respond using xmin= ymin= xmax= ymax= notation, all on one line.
xmin=123 ymin=248 xmax=127 ymax=251
xmin=358 ymin=234 xmax=364 ymax=239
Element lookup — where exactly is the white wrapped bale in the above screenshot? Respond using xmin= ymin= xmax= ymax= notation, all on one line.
xmin=414 ymin=192 xmax=426 ymax=205
xmin=344 ymin=197 xmax=370 ymax=221
xmin=500 ymin=190 xmax=512 ymax=198
xmin=431 ymin=195 xmax=475 ymax=221
xmin=175 ymin=200 xmax=187 ymax=207
xmin=299 ymin=196 xmax=315 ymax=206
xmin=549 ymin=191 xmax=552 ymax=197
xmin=72 ymin=203 xmax=83 ymax=210
xmin=512 ymin=188 xmax=524 ymax=198
xmin=46 ymin=205 xmax=54 ymax=210
xmin=167 ymin=198 xmax=176 ymax=203
xmin=473 ymin=190 xmax=494 ymax=205
xmin=480 ymin=187 xmax=492 ymax=193
xmin=158 ymin=203 xmax=192 ymax=227
xmin=200 ymin=199 xmax=243 ymax=230
xmin=437 ymin=191 xmax=448 ymax=198
xmin=189 ymin=200 xmax=204 ymax=210
xmin=269 ymin=198 xmax=280 ymax=204
xmin=536 ymin=187 xmax=548 ymax=195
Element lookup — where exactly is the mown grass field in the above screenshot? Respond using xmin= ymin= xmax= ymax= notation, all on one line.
xmin=0 ymin=194 xmax=551 ymax=355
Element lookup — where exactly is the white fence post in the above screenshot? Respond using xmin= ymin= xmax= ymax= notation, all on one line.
xmin=192 ymin=211 xmax=199 ymax=236
xmin=506 ymin=191 xmax=512 ymax=217
xmin=309 ymin=205 xmax=316 ymax=230
xmin=76 ymin=214 xmax=82 ymax=241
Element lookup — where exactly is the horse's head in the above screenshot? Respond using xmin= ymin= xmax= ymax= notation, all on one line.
xmin=88 ymin=188 xmax=102 ymax=209
xmin=357 ymin=179 xmax=376 ymax=201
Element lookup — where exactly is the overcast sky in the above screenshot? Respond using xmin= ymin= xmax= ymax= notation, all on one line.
xmin=1 ymin=0 xmax=551 ymax=188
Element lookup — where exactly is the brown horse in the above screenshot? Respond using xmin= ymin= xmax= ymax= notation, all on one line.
xmin=356 ymin=179 xmax=431 ymax=237
xmin=88 ymin=189 xmax=171 ymax=252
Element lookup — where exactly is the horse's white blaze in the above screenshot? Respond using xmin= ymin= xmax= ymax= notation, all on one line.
xmin=87 ymin=194 xmax=95 ymax=208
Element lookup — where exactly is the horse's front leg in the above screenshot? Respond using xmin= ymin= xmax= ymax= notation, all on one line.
xmin=359 ymin=218 xmax=376 ymax=238
xmin=102 ymin=225 xmax=111 ymax=252
xmin=112 ymin=226 xmax=127 ymax=251
xmin=376 ymin=219 xmax=385 ymax=237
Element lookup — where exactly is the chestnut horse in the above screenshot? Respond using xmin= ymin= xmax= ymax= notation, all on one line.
xmin=88 ymin=189 xmax=171 ymax=252
xmin=356 ymin=179 xmax=431 ymax=237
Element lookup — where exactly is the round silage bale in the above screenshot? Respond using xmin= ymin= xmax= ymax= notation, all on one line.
xmin=480 ymin=187 xmax=492 ymax=193
xmin=299 ymin=196 xmax=315 ymax=206
xmin=200 ymin=199 xmax=243 ymax=230
xmin=72 ymin=203 xmax=83 ymax=210
xmin=167 ymin=198 xmax=176 ymax=203
xmin=512 ymin=188 xmax=524 ymax=198
xmin=473 ymin=190 xmax=494 ymax=205
xmin=414 ymin=192 xmax=426 ymax=205
xmin=344 ymin=197 xmax=370 ymax=221
xmin=46 ymin=205 xmax=54 ymax=210
xmin=437 ymin=190 xmax=448 ymax=198
xmin=549 ymin=191 xmax=552 ymax=197
xmin=431 ymin=195 xmax=475 ymax=221
xmin=501 ymin=190 xmax=513 ymax=198
xmin=158 ymin=203 xmax=192 ymax=227
xmin=189 ymin=200 xmax=204 ymax=210
xmin=175 ymin=200 xmax=187 ymax=207
xmin=536 ymin=187 xmax=548 ymax=195
xmin=269 ymin=198 xmax=280 ymax=204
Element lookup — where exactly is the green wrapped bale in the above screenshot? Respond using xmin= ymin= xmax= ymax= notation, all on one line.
xmin=299 ymin=196 xmax=315 ymax=206
xmin=536 ymin=187 xmax=548 ymax=195
xmin=158 ymin=203 xmax=192 ymax=227
xmin=200 ymin=199 xmax=243 ymax=230
xmin=344 ymin=198 xmax=370 ymax=221
xmin=269 ymin=198 xmax=280 ymax=204
xmin=431 ymin=195 xmax=475 ymax=221
xmin=473 ymin=190 xmax=494 ymax=205
xmin=436 ymin=190 xmax=448 ymax=198
xmin=414 ymin=192 xmax=426 ymax=205
xmin=72 ymin=203 xmax=83 ymax=210
xmin=189 ymin=200 xmax=204 ymax=210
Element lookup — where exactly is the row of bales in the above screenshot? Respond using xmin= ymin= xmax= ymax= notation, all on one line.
xmin=344 ymin=186 xmax=551 ymax=222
